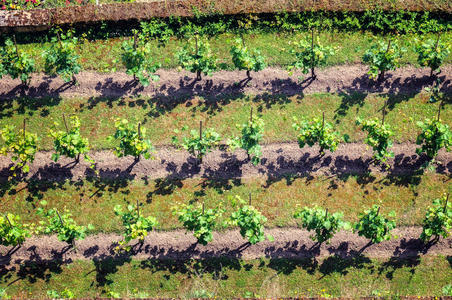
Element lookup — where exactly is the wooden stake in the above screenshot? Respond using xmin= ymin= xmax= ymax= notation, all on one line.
xmin=133 ymin=31 xmax=138 ymax=50
xmin=56 ymin=30 xmax=63 ymax=48
xmin=62 ymin=113 xmax=69 ymax=132
xmin=444 ymin=193 xmax=449 ymax=212
xmin=56 ymin=209 xmax=64 ymax=225
xmin=382 ymin=100 xmax=387 ymax=125
xmin=311 ymin=28 xmax=315 ymax=79
xmin=137 ymin=199 xmax=140 ymax=218
xmin=250 ymin=107 xmax=253 ymax=123
xmin=437 ymin=99 xmax=443 ymax=121
xmin=23 ymin=119 xmax=26 ymax=139
xmin=379 ymin=39 xmax=392 ymax=82
xmin=13 ymin=34 xmax=19 ymax=58
xmin=195 ymin=34 xmax=198 ymax=56
xmin=249 ymin=193 xmax=252 ymax=206
xmin=325 ymin=208 xmax=328 ymax=218
xmin=138 ymin=123 xmax=142 ymax=139
xmin=202 ymin=201 xmax=205 ymax=215
xmin=5 ymin=214 xmax=12 ymax=227
xmin=322 ymin=111 xmax=325 ymax=131
xmin=431 ymin=32 xmax=441 ymax=77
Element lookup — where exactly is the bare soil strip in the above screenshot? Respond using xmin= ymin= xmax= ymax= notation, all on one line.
xmin=0 ymin=143 xmax=450 ymax=182
xmin=0 ymin=227 xmax=450 ymax=265
xmin=0 ymin=65 xmax=450 ymax=100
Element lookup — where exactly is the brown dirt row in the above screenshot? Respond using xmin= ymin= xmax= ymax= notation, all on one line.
xmin=0 ymin=65 xmax=451 ymax=100
xmin=1 ymin=0 xmax=450 ymax=31
xmin=0 ymin=143 xmax=450 ymax=183
xmin=0 ymin=227 xmax=450 ymax=265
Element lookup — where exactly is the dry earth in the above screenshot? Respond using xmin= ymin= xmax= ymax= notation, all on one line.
xmin=0 ymin=143 xmax=451 ymax=182
xmin=0 ymin=227 xmax=450 ymax=265
xmin=0 ymin=65 xmax=451 ymax=99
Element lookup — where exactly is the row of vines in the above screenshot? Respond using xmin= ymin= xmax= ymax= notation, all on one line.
xmin=1 ymin=193 xmax=450 ymax=254
xmin=1 ymin=104 xmax=451 ymax=176
xmin=0 ymin=27 xmax=450 ymax=86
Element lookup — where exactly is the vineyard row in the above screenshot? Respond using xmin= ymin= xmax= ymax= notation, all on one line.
xmin=1 ymin=193 xmax=451 ymax=255
xmin=0 ymin=26 xmax=450 ymax=86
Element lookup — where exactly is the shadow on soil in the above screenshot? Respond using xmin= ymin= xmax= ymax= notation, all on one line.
xmin=1 ymin=72 xmax=450 ymax=121
xmin=0 ymin=235 xmax=443 ymax=291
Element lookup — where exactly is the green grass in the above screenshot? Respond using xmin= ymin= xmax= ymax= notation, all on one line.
xmin=1 ymin=92 xmax=450 ymax=150
xmin=1 ymin=174 xmax=450 ymax=232
xmin=1 ymin=256 xmax=451 ymax=298
xmin=20 ymin=31 xmax=452 ymax=72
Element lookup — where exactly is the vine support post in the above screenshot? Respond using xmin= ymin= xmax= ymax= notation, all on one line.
xmin=62 ymin=113 xmax=69 ymax=133
xmin=310 ymin=28 xmax=315 ymax=79
xmin=23 ymin=119 xmax=26 ymax=139
xmin=249 ymin=193 xmax=252 ymax=206
xmin=4 ymin=214 xmax=12 ymax=227
xmin=56 ymin=30 xmax=63 ymax=49
xmin=137 ymin=199 xmax=140 ymax=218
xmin=133 ymin=32 xmax=138 ymax=82
xmin=198 ymin=121 xmax=203 ymax=164
xmin=13 ymin=34 xmax=19 ymax=58
xmin=322 ymin=111 xmax=325 ymax=131
xmin=56 ymin=209 xmax=64 ymax=225
xmin=437 ymin=98 xmax=443 ymax=121
xmin=378 ymin=39 xmax=392 ymax=82
xmin=202 ymin=201 xmax=205 ymax=215
xmin=194 ymin=35 xmax=202 ymax=81
xmin=431 ymin=32 xmax=441 ymax=78
xmin=382 ymin=100 xmax=387 ymax=125
xmin=325 ymin=208 xmax=328 ymax=218
xmin=444 ymin=193 xmax=449 ymax=212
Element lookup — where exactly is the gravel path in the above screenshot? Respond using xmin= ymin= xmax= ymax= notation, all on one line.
xmin=0 ymin=65 xmax=450 ymax=99
xmin=0 ymin=142 xmax=450 ymax=182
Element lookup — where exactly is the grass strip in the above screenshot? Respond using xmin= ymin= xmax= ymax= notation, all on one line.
xmin=19 ymin=31 xmax=452 ymax=73
xmin=1 ymin=256 xmax=450 ymax=298
xmin=1 ymin=173 xmax=450 ymax=232
xmin=1 ymin=92 xmax=450 ymax=150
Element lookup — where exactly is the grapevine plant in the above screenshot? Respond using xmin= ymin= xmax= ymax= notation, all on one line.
xmin=415 ymin=35 xmax=451 ymax=77
xmin=174 ymin=203 xmax=223 ymax=245
xmin=353 ymin=205 xmax=396 ymax=244
xmin=228 ymin=110 xmax=264 ymax=165
xmin=356 ymin=117 xmax=394 ymax=164
xmin=0 ymin=38 xmax=35 ymax=85
xmin=416 ymin=118 xmax=452 ymax=159
xmin=43 ymin=30 xmax=81 ymax=83
xmin=0 ymin=213 xmax=32 ymax=253
xmin=363 ymin=39 xmax=405 ymax=81
xmin=114 ymin=204 xmax=158 ymax=251
xmin=139 ymin=20 xmax=174 ymax=47
xmin=0 ymin=123 xmax=38 ymax=175
xmin=176 ymin=35 xmax=217 ymax=80
xmin=119 ymin=31 xmax=160 ymax=87
xmin=420 ymin=194 xmax=451 ymax=244
xmin=229 ymin=196 xmax=273 ymax=244
xmin=292 ymin=114 xmax=340 ymax=155
xmin=288 ymin=30 xmax=334 ymax=79
xmin=108 ymin=119 xmax=155 ymax=161
xmin=230 ymin=37 xmax=266 ymax=80
xmin=37 ymin=201 xmax=93 ymax=249
xmin=294 ymin=206 xmax=347 ymax=244
xmin=48 ymin=115 xmax=94 ymax=166
xmin=172 ymin=122 xmax=221 ymax=164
